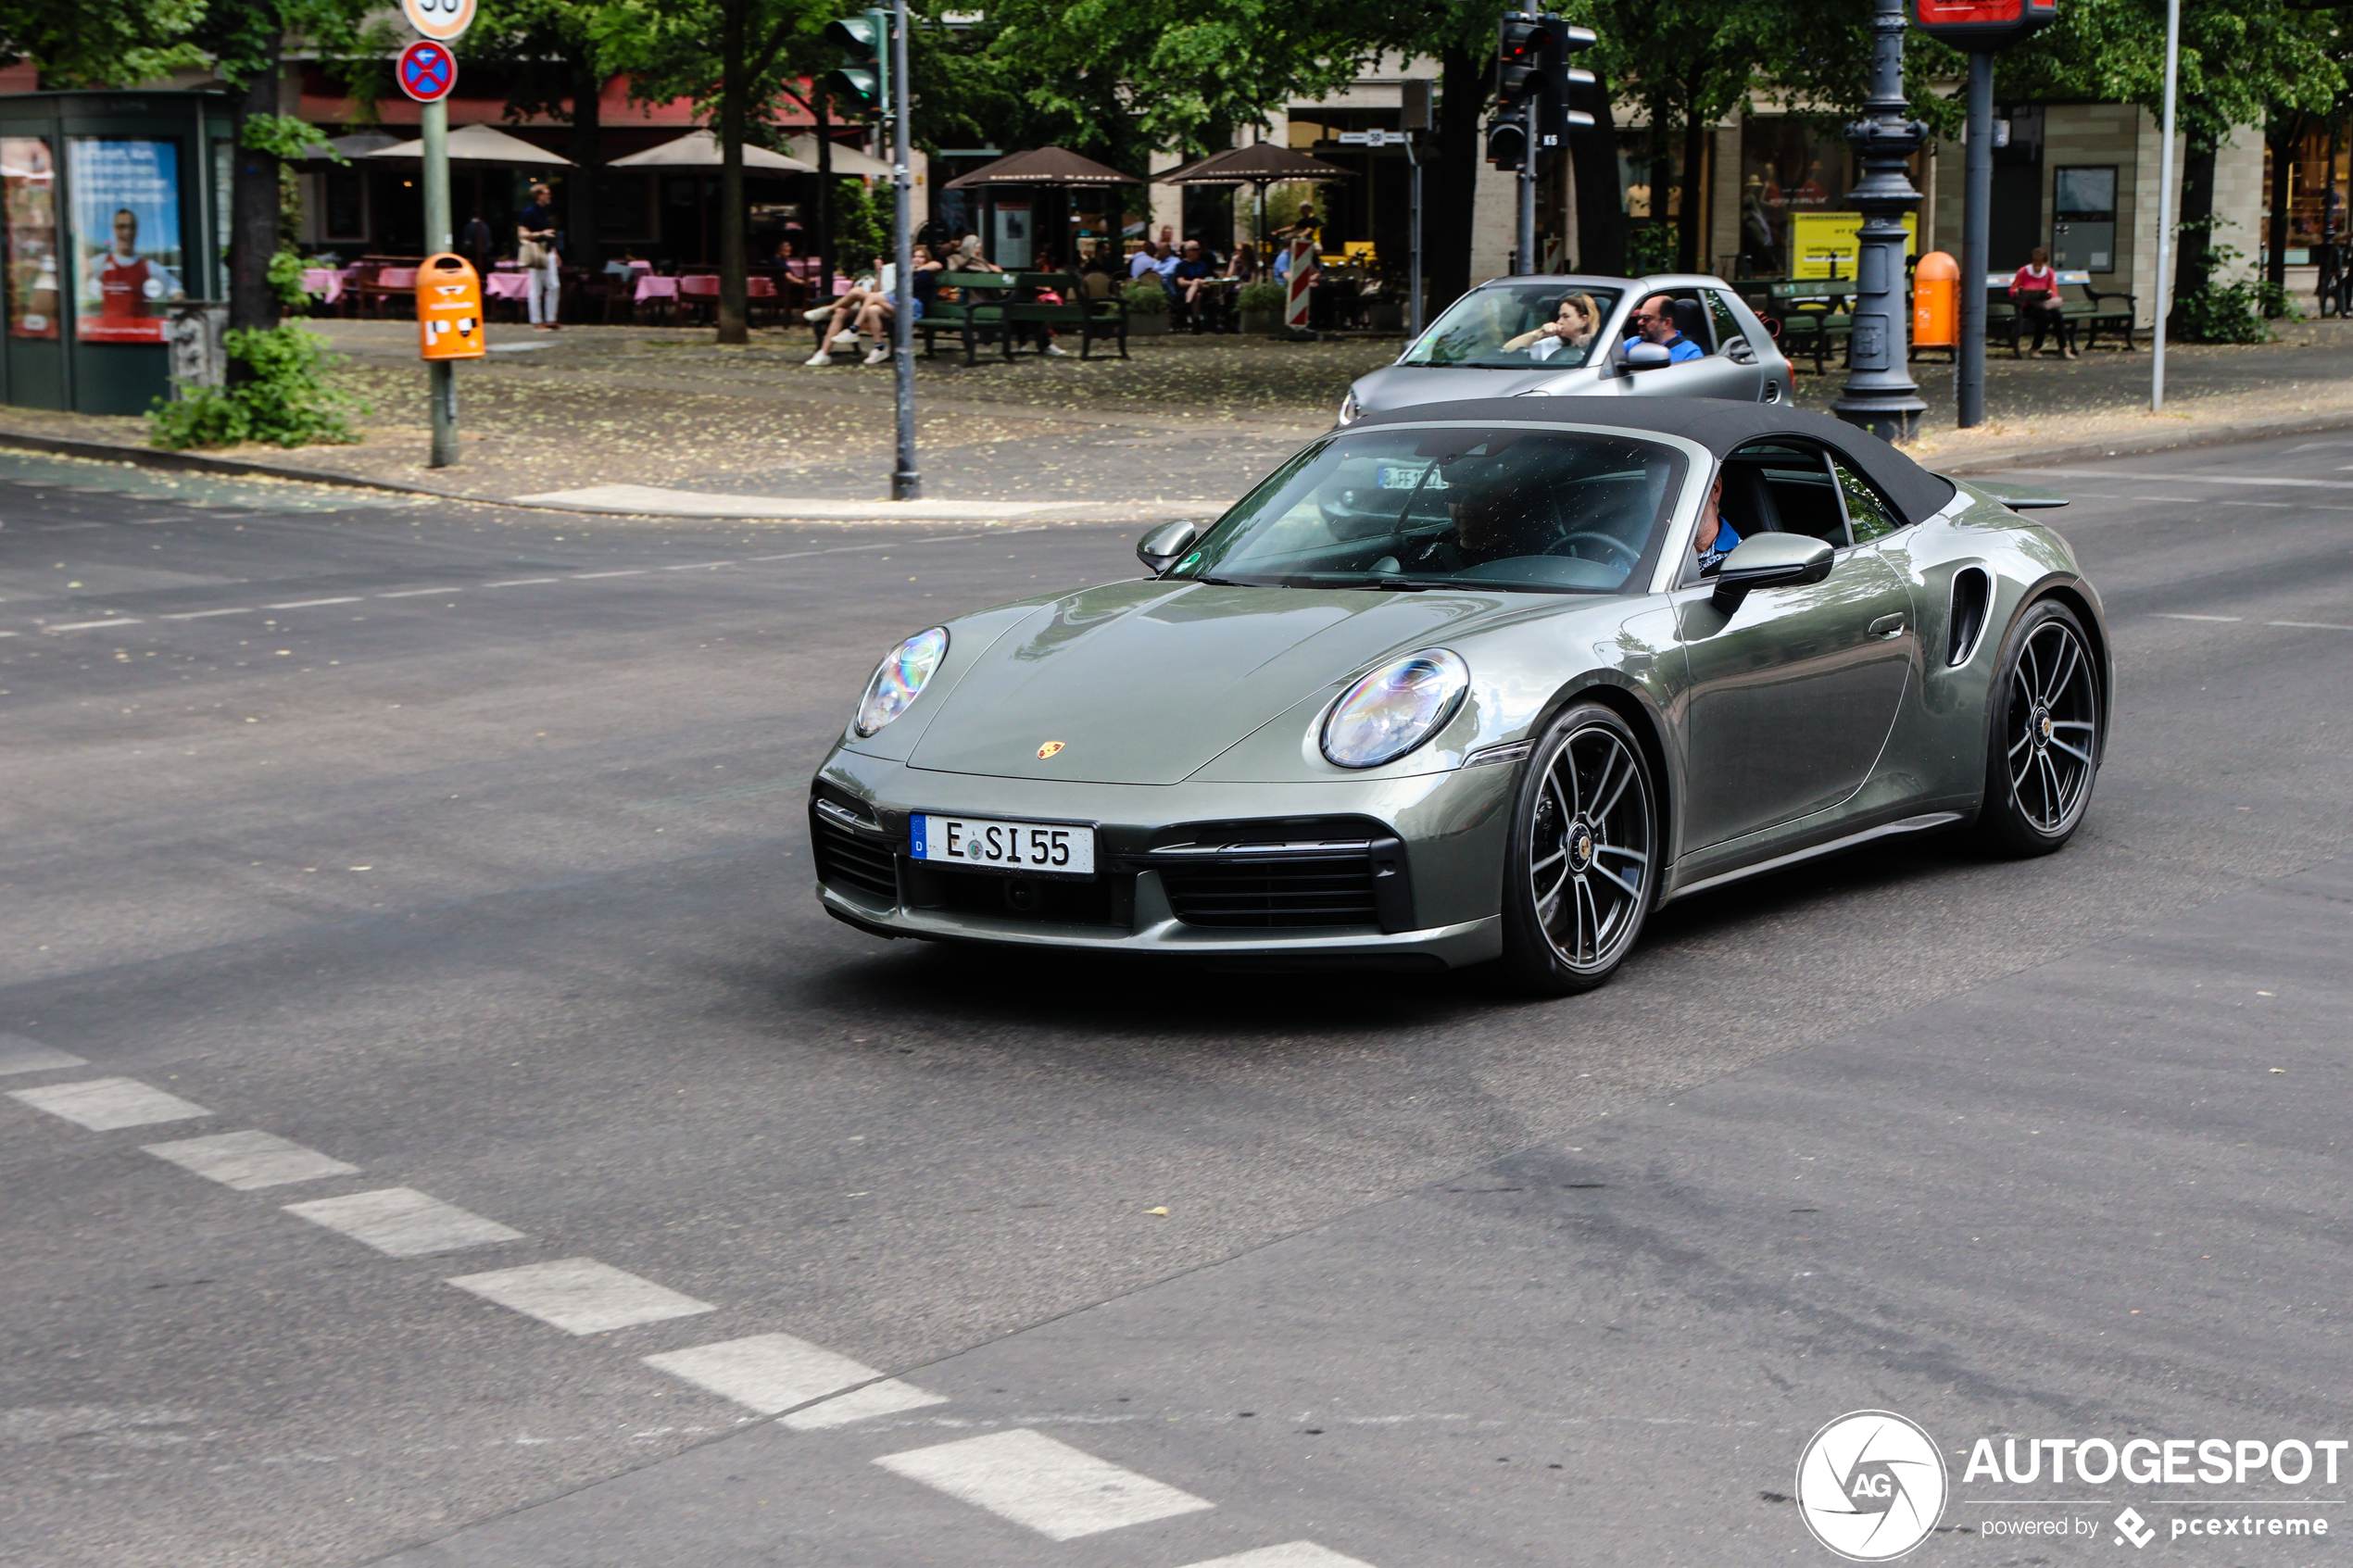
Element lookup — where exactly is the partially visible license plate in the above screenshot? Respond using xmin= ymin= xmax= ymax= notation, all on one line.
xmin=911 ymin=814 xmax=1096 ymax=877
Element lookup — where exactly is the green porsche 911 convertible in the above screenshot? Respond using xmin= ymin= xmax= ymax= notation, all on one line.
xmin=810 ymin=398 xmax=2107 ymax=993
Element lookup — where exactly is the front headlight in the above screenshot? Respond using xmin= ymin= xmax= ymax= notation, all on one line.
xmin=854 ymin=626 xmax=948 ymax=736
xmin=1321 ymin=647 xmax=1469 ymax=769
xmin=1336 ymin=388 xmax=1362 ymax=426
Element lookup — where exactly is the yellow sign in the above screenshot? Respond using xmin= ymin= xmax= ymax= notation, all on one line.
xmin=1789 ymin=212 xmax=1919 ymax=281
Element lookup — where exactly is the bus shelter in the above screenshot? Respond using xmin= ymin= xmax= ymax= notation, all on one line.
xmin=1 ymin=91 xmax=233 ymax=414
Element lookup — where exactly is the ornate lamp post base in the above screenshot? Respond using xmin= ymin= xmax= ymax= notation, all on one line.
xmin=1831 ymin=0 xmax=1930 ymax=444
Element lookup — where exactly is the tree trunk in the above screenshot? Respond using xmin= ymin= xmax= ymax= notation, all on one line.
xmin=716 ymin=0 xmax=749 ymax=344
xmin=2173 ymin=142 xmax=2216 ymax=313
xmin=1427 ymin=38 xmax=1485 ymax=316
xmin=816 ymin=94 xmax=836 ymax=302
xmin=1645 ymin=94 xmax=1671 ymax=273
xmin=568 ymin=63 xmax=603 ymax=273
xmin=227 ymin=31 xmax=283 ymax=342
xmin=1677 ymin=84 xmax=1708 ymax=272
xmin=1570 ymin=84 xmax=1623 ymax=275
xmin=2266 ymin=124 xmax=2296 ymax=295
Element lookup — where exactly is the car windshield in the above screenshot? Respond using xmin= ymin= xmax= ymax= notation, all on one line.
xmin=1395 ymin=282 xmax=1624 ymax=370
xmin=1167 ymin=427 xmax=1686 ymax=596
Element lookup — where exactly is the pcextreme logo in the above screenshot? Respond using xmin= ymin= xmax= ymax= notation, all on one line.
xmin=1796 ymin=1411 xmax=1951 ymax=1562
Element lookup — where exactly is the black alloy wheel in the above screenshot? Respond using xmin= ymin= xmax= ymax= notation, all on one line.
xmin=1977 ymin=598 xmax=2102 ymax=856
xmin=1500 ymin=702 xmax=1658 ymax=994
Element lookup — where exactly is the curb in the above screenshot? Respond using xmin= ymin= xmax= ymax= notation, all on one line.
xmin=1927 ymin=408 xmax=2353 ymax=474
xmin=0 ymin=428 xmax=491 ymax=505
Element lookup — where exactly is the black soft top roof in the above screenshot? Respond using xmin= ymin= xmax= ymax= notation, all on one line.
xmin=1348 ymin=395 xmax=1959 ymax=527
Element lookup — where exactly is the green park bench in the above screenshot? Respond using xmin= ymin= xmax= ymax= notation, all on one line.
xmin=1984 ymin=272 xmax=2139 ymax=355
xmin=1768 ymin=282 xmax=1855 ymax=374
xmin=997 ymin=272 xmax=1128 ymax=362
xmin=917 ymin=272 xmax=1018 ymax=365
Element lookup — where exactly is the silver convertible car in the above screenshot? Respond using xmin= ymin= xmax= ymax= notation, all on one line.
xmin=1336 ymin=272 xmax=1798 ymax=425
xmin=809 ymin=400 xmax=2107 ymax=993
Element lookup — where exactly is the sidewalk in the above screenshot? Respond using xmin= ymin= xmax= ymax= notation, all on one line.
xmin=4 ymin=314 xmax=2351 ymax=516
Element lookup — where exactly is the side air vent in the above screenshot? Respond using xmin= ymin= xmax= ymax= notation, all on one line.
xmin=811 ymin=797 xmax=898 ymax=906
xmin=1947 ymin=566 xmax=1992 ymax=668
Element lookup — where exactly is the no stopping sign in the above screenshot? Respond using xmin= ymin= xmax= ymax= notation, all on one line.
xmin=396 ymin=39 xmax=458 ymax=104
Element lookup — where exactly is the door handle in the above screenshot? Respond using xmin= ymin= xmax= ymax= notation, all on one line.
xmin=1869 ymin=613 xmax=1906 ymax=639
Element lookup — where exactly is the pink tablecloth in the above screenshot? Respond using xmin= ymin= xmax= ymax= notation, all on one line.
xmin=300 ymin=268 xmax=344 ymax=305
xmin=634 ymin=275 xmax=680 ymax=304
xmin=484 ymin=272 xmax=533 ymax=302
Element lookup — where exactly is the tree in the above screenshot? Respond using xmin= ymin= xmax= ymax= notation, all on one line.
xmin=607 ymin=0 xmax=837 ymax=345
xmin=469 ymin=0 xmax=631 ymax=272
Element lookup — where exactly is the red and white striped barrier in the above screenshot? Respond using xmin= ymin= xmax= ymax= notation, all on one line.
xmin=1285 ymin=237 xmax=1315 ymax=331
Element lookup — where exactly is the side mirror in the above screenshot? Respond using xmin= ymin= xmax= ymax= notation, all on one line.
xmin=1624 ymin=339 xmax=1673 ymax=371
xmin=1710 ymin=533 xmax=1834 ymax=610
xmin=1137 ymin=520 xmax=1200 ymax=575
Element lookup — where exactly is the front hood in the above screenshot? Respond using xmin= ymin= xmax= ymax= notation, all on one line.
xmin=1352 ymin=360 xmax=1607 ymax=415
xmin=904 ymin=579 xmax=1513 ymax=785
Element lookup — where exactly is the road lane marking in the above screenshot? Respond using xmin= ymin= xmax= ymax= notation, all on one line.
xmin=0 ymin=1035 xmax=87 ymax=1074
xmin=283 ymin=1187 xmax=524 ymax=1257
xmin=642 ymin=1332 xmax=945 ymax=1422
xmin=2269 ymin=620 xmax=2353 ymax=632
xmin=661 ymin=561 xmax=736 ymax=571
xmin=2152 ymin=613 xmax=2242 ymax=621
xmin=786 ymin=1379 xmax=950 ymax=1429
xmin=483 ymin=577 xmax=560 ymax=587
xmin=144 ymin=1130 xmax=359 ymax=1190
xmin=1179 ymin=1546 xmax=1381 ymax=1568
xmin=159 ymin=607 xmax=254 ymax=620
xmin=375 ymin=586 xmax=465 ymax=598
xmin=8 ymin=1077 xmax=210 ymax=1130
xmin=43 ymin=619 xmax=143 ymax=633
xmin=874 ymin=1429 xmax=1215 ymax=1540
xmin=264 ymin=596 xmax=364 ymax=608
xmin=446 ymin=1257 xmax=715 ymax=1334
xmin=571 ymin=570 xmax=646 ymax=579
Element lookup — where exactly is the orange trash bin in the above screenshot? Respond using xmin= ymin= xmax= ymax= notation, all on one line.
xmin=417 ymin=253 xmax=485 ymax=360
xmin=1913 ymin=250 xmax=1958 ymax=349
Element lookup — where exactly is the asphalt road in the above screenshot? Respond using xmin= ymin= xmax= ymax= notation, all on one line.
xmin=2 ymin=431 xmax=2348 ymax=1568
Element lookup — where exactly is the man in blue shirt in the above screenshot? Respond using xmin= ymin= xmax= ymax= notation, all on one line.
xmin=1629 ymin=294 xmax=1705 ymax=362
xmin=1692 ymin=470 xmax=1744 ymax=575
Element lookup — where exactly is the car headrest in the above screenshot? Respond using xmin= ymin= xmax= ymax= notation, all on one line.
xmin=1671 ymin=297 xmax=1708 ymax=347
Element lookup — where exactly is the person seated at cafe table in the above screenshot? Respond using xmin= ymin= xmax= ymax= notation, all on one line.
xmin=1172 ymin=239 xmax=1220 ymax=332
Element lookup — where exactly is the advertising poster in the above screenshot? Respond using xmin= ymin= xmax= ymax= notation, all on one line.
xmin=69 ymin=136 xmax=185 ymax=344
xmin=1789 ymin=210 xmax=1919 ymax=281
xmin=3 ymin=135 xmax=60 ymax=340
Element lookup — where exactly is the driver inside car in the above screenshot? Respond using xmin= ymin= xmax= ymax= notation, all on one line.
xmin=1692 ymin=470 xmax=1744 ymax=575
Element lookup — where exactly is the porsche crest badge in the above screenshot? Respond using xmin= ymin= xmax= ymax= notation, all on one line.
xmin=1036 ymin=740 xmax=1065 ymax=759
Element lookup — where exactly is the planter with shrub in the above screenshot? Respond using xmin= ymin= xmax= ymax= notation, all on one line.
xmin=1238 ymin=281 xmax=1287 ymax=334
xmin=147 ymin=323 xmax=360 ymax=451
xmin=1121 ymin=279 xmax=1171 ymax=335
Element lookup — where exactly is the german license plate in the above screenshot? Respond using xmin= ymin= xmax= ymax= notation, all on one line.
xmin=911 ymin=814 xmax=1096 ymax=877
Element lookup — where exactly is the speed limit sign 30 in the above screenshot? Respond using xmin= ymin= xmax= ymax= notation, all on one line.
xmin=401 ymin=0 xmax=475 ymax=43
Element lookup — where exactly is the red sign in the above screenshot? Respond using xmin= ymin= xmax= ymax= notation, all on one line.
xmin=1914 ymin=0 xmax=2056 ymax=45
xmin=396 ymin=39 xmax=458 ymax=104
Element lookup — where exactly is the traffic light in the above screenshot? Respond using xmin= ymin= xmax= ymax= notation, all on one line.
xmin=1541 ymin=22 xmax=1600 ymax=150
xmin=824 ymin=8 xmax=892 ymax=119
xmin=1486 ymin=106 xmax=1529 ymax=172
xmin=1496 ymin=14 xmax=1552 ymax=107
xmin=1497 ymin=13 xmax=1601 ymax=153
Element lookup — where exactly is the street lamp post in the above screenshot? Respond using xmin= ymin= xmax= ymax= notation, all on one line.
xmin=1831 ymin=0 xmax=1929 ymax=442
xmin=888 ymin=0 xmax=918 ymax=499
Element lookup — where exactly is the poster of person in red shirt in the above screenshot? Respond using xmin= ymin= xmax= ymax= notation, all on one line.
xmin=69 ymin=138 xmax=184 ymax=344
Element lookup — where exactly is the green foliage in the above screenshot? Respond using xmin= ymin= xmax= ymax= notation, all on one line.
xmin=0 ymin=0 xmax=206 ymax=87
xmin=2171 ymin=242 xmax=2275 ymax=343
xmin=1122 ymin=279 xmax=1171 ymax=314
xmin=243 ymin=114 xmax=338 ymax=162
xmin=1624 ymin=223 xmax=1679 ymax=274
xmin=267 ymin=247 xmax=309 ymax=311
xmin=1236 ymin=281 xmax=1287 ymax=312
xmin=147 ymin=326 xmax=360 ymax=451
xmin=829 ymin=178 xmax=888 ymax=269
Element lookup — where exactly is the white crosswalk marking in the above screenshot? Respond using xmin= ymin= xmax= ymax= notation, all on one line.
xmin=0 ymin=1035 xmax=86 ymax=1074
xmin=9 ymin=1077 xmax=209 ymax=1130
xmin=144 ymin=1130 xmax=359 ymax=1190
xmin=641 ymin=1332 xmax=946 ymax=1421
xmin=874 ymin=1428 xmax=1214 ymax=1540
xmin=283 ymin=1188 xmax=522 ymax=1257
xmin=1178 ymin=1544 xmax=1381 ymax=1568
xmin=783 ymin=1377 xmax=949 ymax=1430
xmin=446 ymin=1258 xmax=714 ymax=1334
